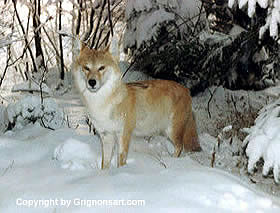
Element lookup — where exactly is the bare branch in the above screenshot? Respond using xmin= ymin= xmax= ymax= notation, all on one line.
xmin=12 ymin=0 xmax=38 ymax=73
xmin=75 ymin=0 xmax=83 ymax=35
xmin=58 ymin=0 xmax=65 ymax=80
xmin=42 ymin=26 xmax=60 ymax=59
xmin=98 ymin=11 xmax=122 ymax=48
xmin=207 ymin=87 xmax=217 ymax=119
xmin=0 ymin=44 xmax=12 ymax=87
xmin=107 ymin=0 xmax=114 ymax=37
xmin=33 ymin=0 xmax=47 ymax=73
xmin=82 ymin=7 xmax=95 ymax=42
xmin=211 ymin=147 xmax=216 ymax=168
xmin=90 ymin=0 xmax=106 ymax=49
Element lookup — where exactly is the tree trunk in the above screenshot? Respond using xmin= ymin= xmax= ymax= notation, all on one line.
xmin=33 ymin=0 xmax=46 ymax=73
xmin=75 ymin=0 xmax=83 ymax=36
xmin=83 ymin=7 xmax=95 ymax=42
xmin=58 ymin=0 xmax=65 ymax=80
xmin=12 ymin=0 xmax=38 ymax=73
xmin=90 ymin=0 xmax=107 ymax=49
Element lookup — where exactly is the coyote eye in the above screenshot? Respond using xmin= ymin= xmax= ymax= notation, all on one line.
xmin=98 ymin=66 xmax=105 ymax=71
xmin=84 ymin=66 xmax=90 ymax=72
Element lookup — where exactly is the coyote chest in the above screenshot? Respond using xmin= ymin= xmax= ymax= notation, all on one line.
xmin=82 ymin=88 xmax=123 ymax=133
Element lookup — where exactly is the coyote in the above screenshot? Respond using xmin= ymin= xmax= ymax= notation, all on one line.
xmin=76 ymin=44 xmax=201 ymax=169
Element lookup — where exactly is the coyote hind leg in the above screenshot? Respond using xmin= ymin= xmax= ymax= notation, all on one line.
xmin=167 ymin=109 xmax=200 ymax=157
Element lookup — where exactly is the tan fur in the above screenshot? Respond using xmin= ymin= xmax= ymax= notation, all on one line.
xmin=76 ymin=44 xmax=201 ymax=169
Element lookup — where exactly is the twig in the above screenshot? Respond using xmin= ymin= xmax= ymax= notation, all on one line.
xmin=40 ymin=117 xmax=55 ymax=131
xmin=83 ymin=7 xmax=95 ymax=42
xmin=107 ymin=0 xmax=114 ymax=37
xmin=192 ymin=3 xmax=204 ymax=36
xmin=42 ymin=26 xmax=60 ymax=57
xmin=230 ymin=94 xmax=238 ymax=113
xmin=166 ymin=4 xmax=194 ymax=32
xmin=217 ymin=136 xmax=221 ymax=150
xmin=0 ymin=94 xmax=9 ymax=104
xmin=58 ymin=0 xmax=65 ymax=80
xmin=39 ymin=66 xmax=47 ymax=105
xmin=93 ymin=0 xmax=121 ymax=49
xmin=90 ymin=0 xmax=107 ymax=49
xmin=94 ymin=16 xmax=108 ymax=49
xmin=12 ymin=0 xmax=38 ymax=73
xmin=207 ymin=87 xmax=217 ymax=119
xmin=6 ymin=36 xmax=35 ymax=68
xmin=1 ymin=160 xmax=14 ymax=177
xmin=65 ymin=114 xmax=79 ymax=129
xmin=38 ymin=62 xmax=54 ymax=131
xmin=33 ymin=0 xmax=47 ymax=73
xmin=151 ymin=152 xmax=167 ymax=168
xmin=0 ymin=44 xmax=12 ymax=88
xmin=0 ymin=6 xmax=16 ymax=87
xmin=41 ymin=37 xmax=55 ymax=67
xmin=97 ymin=8 xmax=122 ymax=48
xmin=75 ymin=0 xmax=83 ymax=35
xmin=211 ymin=147 xmax=216 ymax=168
xmin=121 ymin=11 xmax=207 ymax=79
xmin=66 ymin=114 xmax=71 ymax=128
xmin=86 ymin=115 xmax=96 ymax=134
xmin=26 ymin=9 xmax=31 ymax=38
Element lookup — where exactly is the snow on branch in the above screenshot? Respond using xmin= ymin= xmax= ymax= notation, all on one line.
xmin=124 ymin=0 xmax=203 ymax=50
xmin=134 ymin=9 xmax=174 ymax=49
xmin=0 ymin=38 xmax=22 ymax=49
xmin=243 ymin=99 xmax=280 ymax=183
xmin=125 ymin=0 xmax=153 ymax=20
xmin=228 ymin=0 xmax=280 ymax=38
xmin=6 ymin=95 xmax=64 ymax=130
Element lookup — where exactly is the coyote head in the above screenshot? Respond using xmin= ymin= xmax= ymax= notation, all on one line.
xmin=76 ymin=43 xmax=120 ymax=92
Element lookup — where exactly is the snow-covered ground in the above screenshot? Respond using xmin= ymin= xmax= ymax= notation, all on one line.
xmin=1 ymin=72 xmax=280 ymax=212
xmin=2 ymin=0 xmax=280 ymax=211
xmin=0 ymin=115 xmax=280 ymax=212
xmin=191 ymin=85 xmax=280 ymax=197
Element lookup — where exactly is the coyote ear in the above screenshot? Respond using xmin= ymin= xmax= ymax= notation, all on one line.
xmin=104 ymin=44 xmax=110 ymax=52
xmin=81 ymin=42 xmax=87 ymax=51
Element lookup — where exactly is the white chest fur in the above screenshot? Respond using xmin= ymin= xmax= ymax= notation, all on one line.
xmin=79 ymin=71 xmax=124 ymax=134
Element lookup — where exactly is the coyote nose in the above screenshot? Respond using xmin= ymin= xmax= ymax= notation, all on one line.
xmin=88 ymin=79 xmax=96 ymax=88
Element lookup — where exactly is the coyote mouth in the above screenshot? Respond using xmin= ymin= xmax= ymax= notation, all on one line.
xmin=86 ymin=84 xmax=99 ymax=92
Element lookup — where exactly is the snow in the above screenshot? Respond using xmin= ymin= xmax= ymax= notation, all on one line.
xmin=6 ymin=95 xmax=64 ymax=130
xmin=1 ymin=53 xmax=280 ymax=211
xmin=136 ymin=9 xmax=174 ymax=49
xmin=1 ymin=123 xmax=280 ymax=212
xmin=1 ymin=9 xmax=280 ymax=208
xmin=125 ymin=0 xmax=153 ymax=20
xmin=2 ymin=37 xmax=280 ymax=211
xmin=11 ymin=81 xmax=51 ymax=94
xmin=53 ymin=137 xmax=101 ymax=170
xmin=0 ymin=83 xmax=280 ymax=212
xmin=125 ymin=9 xmax=175 ymax=49
xmin=0 ymin=104 xmax=8 ymax=133
xmin=0 ymin=38 xmax=21 ymax=48
xmin=228 ymin=0 xmax=280 ymax=38
xmin=124 ymin=0 xmax=205 ymax=50
xmin=244 ymin=99 xmax=280 ymax=183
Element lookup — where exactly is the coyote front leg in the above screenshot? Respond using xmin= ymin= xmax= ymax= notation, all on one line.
xmin=101 ymin=133 xmax=116 ymax=169
xmin=118 ymin=128 xmax=133 ymax=167
xmin=118 ymin=114 xmax=135 ymax=167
